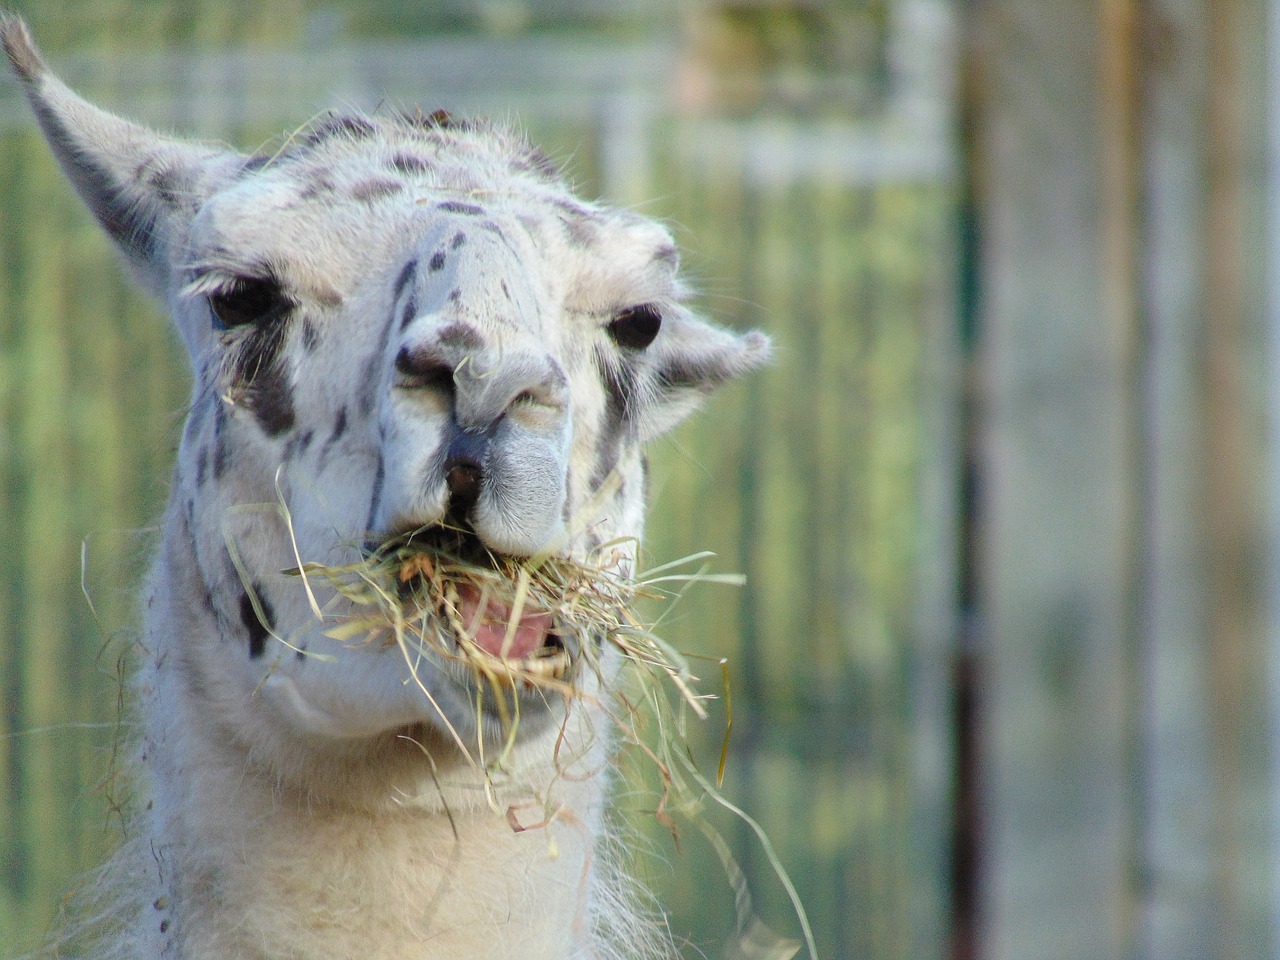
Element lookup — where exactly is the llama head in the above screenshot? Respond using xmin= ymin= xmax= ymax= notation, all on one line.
xmin=3 ymin=17 xmax=768 ymax=789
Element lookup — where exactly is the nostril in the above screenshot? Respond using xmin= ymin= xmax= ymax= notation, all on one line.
xmin=443 ymin=427 xmax=489 ymax=519
xmin=395 ymin=345 xmax=454 ymax=390
xmin=444 ymin=459 xmax=482 ymax=518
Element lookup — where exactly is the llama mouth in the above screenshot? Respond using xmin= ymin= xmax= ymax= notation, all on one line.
xmin=371 ymin=522 xmax=576 ymax=685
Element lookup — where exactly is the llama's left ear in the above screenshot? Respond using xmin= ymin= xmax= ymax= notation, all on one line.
xmin=638 ymin=311 xmax=772 ymax=442
xmin=1 ymin=15 xmax=237 ymax=295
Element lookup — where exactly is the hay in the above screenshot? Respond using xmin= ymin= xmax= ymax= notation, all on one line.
xmin=284 ymin=523 xmax=721 ymax=727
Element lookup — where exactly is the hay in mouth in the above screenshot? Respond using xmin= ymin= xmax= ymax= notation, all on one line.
xmin=289 ymin=522 xmax=704 ymax=708
xmin=377 ymin=523 xmax=617 ymax=689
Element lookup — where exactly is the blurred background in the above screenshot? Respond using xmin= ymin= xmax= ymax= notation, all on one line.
xmin=0 ymin=1 xmax=1273 ymax=958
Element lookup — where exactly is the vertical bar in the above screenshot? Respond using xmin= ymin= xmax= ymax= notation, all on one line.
xmin=1205 ymin=3 xmax=1247 ymax=955
xmin=976 ymin=1 xmax=1135 ymax=956
xmin=1263 ymin=0 xmax=1280 ymax=952
xmin=1098 ymin=0 xmax=1147 ymax=957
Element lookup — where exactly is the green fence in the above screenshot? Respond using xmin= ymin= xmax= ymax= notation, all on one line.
xmin=0 ymin=4 xmax=956 ymax=957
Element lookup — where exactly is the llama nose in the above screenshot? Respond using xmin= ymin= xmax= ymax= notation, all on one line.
xmin=442 ymin=421 xmax=495 ymax=520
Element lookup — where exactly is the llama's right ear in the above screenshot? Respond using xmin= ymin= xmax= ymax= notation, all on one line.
xmin=1 ymin=15 xmax=236 ymax=295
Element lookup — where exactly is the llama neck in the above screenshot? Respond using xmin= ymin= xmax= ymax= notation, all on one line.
xmin=134 ymin=523 xmax=605 ymax=960
xmin=151 ymin=761 xmax=598 ymax=960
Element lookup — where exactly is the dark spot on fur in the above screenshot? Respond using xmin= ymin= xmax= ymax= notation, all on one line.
xmin=305 ymin=112 xmax=376 ymax=147
xmin=212 ymin=400 xmax=230 ymax=479
xmin=400 ymin=293 xmax=418 ymax=332
xmin=333 ymin=405 xmax=348 ymax=440
xmin=437 ymin=321 xmax=484 ymax=351
xmin=242 ymin=356 xmax=296 ymax=436
xmin=396 ymin=344 xmax=454 ymax=390
xmin=240 ymin=153 xmax=272 ymax=176
xmin=451 ymin=231 xmax=467 ymax=249
xmin=437 ymin=201 xmax=485 ymax=216
xmin=448 ymin=288 xmax=462 ymax=304
xmin=351 ymin=178 xmax=404 ymax=203
xmin=515 ymin=146 xmax=559 ymax=179
xmin=653 ymin=245 xmax=679 ymax=267
xmin=225 ymin=311 xmax=296 ymax=436
xmin=593 ymin=427 xmax=625 ymax=492
xmin=365 ymin=451 xmax=386 ymax=537
xmin=319 ymin=405 xmax=349 ymax=465
xmin=500 ymin=281 xmax=511 ymax=300
xmin=394 ymin=259 xmax=418 ymax=302
xmin=592 ymin=347 xmax=638 ymax=490
xmin=598 ymin=351 xmax=638 ymax=421
xmin=551 ymin=198 xmax=594 ymax=219
xmin=196 ymin=446 xmax=209 ymax=486
xmin=240 ymin=587 xmax=275 ymax=660
xmin=284 ymin=428 xmax=315 ymax=460
xmin=298 ymin=170 xmax=338 ymax=201
xmin=428 ymin=250 xmax=447 ymax=272
xmin=390 ymin=153 xmax=431 ymax=175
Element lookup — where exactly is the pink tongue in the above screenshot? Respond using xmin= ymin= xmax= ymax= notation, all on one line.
xmin=454 ymin=584 xmax=553 ymax=660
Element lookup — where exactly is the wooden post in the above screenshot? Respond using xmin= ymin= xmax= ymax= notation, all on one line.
xmin=975 ymin=1 xmax=1137 ymax=955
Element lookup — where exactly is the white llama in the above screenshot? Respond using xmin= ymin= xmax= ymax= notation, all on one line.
xmin=1 ymin=15 xmax=769 ymax=960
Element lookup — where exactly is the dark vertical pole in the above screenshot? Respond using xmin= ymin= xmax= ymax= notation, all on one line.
xmin=951 ymin=15 xmax=984 ymax=957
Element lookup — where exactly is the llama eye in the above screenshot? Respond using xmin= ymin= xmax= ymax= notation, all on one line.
xmin=208 ymin=276 xmax=288 ymax=329
xmin=607 ymin=304 xmax=662 ymax=350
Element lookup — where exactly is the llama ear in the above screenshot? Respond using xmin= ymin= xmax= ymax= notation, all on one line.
xmin=1 ymin=15 xmax=236 ymax=295
xmin=637 ymin=311 xmax=772 ymax=442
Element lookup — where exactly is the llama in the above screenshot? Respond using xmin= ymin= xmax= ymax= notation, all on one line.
xmin=0 ymin=15 xmax=770 ymax=960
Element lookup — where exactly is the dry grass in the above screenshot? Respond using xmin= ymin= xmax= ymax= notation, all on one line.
xmin=286 ymin=524 xmax=718 ymax=711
